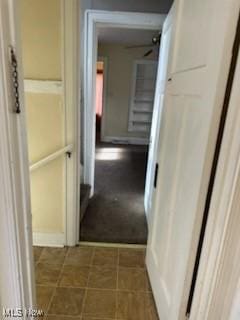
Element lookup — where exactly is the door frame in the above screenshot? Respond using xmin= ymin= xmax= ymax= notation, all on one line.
xmin=83 ymin=10 xmax=166 ymax=195
xmin=0 ymin=0 xmax=35 ymax=312
xmin=61 ymin=0 xmax=80 ymax=246
xmin=190 ymin=15 xmax=240 ymax=320
xmin=0 ymin=0 xmax=80 ymax=313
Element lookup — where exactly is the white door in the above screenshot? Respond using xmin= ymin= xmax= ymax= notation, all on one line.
xmin=144 ymin=6 xmax=175 ymax=221
xmin=146 ymin=0 xmax=239 ymax=319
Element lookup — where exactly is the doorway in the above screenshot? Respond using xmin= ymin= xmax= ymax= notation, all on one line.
xmin=80 ymin=22 xmax=163 ymax=244
xmin=81 ymin=11 xmax=166 ymax=245
xmin=96 ymin=59 xmax=104 ymax=141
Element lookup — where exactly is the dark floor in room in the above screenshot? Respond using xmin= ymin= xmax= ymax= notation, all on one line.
xmin=80 ymin=142 xmax=148 ymax=244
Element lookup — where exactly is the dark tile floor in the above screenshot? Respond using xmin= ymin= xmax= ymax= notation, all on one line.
xmin=34 ymin=245 xmax=159 ymax=320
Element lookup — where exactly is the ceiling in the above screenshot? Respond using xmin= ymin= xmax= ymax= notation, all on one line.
xmin=84 ymin=0 xmax=173 ymax=14
xmin=98 ymin=27 xmax=159 ymax=46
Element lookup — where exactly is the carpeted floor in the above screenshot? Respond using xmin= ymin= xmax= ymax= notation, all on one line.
xmin=80 ymin=142 xmax=149 ymax=244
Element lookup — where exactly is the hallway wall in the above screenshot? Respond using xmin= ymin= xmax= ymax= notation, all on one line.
xmin=20 ymin=0 xmax=65 ymax=234
xmin=20 ymin=0 xmax=62 ymax=80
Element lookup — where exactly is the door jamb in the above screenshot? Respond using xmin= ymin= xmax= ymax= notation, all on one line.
xmin=0 ymin=0 xmax=35 ymax=313
xmin=83 ymin=10 xmax=166 ymax=196
xmin=186 ymin=11 xmax=240 ymax=317
xmin=61 ymin=0 xmax=80 ymax=246
xmin=190 ymin=12 xmax=240 ymax=320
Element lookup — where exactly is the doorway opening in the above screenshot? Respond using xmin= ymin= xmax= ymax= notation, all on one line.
xmin=96 ymin=60 xmax=104 ymax=141
xmin=80 ymin=16 xmax=165 ymax=244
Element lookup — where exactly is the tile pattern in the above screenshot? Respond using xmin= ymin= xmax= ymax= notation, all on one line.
xmin=34 ymin=245 xmax=159 ymax=320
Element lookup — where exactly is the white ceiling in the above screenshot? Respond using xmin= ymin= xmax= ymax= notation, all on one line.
xmin=98 ymin=27 xmax=159 ymax=46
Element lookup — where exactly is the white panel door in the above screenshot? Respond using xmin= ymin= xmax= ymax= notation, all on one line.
xmin=146 ymin=0 xmax=239 ymax=319
xmin=144 ymin=5 xmax=175 ymax=220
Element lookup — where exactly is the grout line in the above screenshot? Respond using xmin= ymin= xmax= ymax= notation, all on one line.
xmin=115 ymin=247 xmax=120 ymax=320
xmin=47 ymin=313 xmax=115 ymax=320
xmin=79 ymin=241 xmax=147 ymax=249
xmin=34 ymin=246 xmax=44 ymax=264
xmin=80 ymin=246 xmax=95 ymax=318
xmin=36 ymin=284 xmax=151 ymax=293
xmin=45 ymin=247 xmax=69 ymax=317
xmin=116 ymin=247 xmax=120 ymax=291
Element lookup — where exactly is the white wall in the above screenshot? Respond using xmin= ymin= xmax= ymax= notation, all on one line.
xmin=98 ymin=43 xmax=158 ymax=141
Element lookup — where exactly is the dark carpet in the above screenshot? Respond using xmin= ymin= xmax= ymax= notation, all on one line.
xmin=80 ymin=143 xmax=148 ymax=244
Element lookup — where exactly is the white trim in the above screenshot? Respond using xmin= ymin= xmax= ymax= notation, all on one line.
xmin=24 ymin=79 xmax=63 ymax=94
xmin=191 ymin=38 xmax=240 ymax=320
xmin=101 ymin=135 xmax=149 ymax=145
xmin=0 ymin=0 xmax=35 ymax=314
xmin=33 ymin=232 xmax=65 ymax=247
xmin=30 ymin=144 xmax=73 ymax=172
xmin=83 ymin=10 xmax=166 ymax=196
xmin=61 ymin=0 xmax=80 ymax=246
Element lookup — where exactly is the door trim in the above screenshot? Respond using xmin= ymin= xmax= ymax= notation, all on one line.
xmin=61 ymin=0 xmax=80 ymax=246
xmin=0 ymin=0 xmax=35 ymax=312
xmin=83 ymin=10 xmax=166 ymax=196
xmin=186 ymin=11 xmax=240 ymax=317
xmin=190 ymin=10 xmax=240 ymax=320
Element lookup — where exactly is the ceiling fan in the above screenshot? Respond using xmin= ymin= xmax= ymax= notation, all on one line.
xmin=125 ymin=32 xmax=161 ymax=57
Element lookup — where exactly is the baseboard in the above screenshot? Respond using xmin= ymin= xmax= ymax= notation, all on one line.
xmin=79 ymin=241 xmax=147 ymax=249
xmin=101 ymin=136 xmax=149 ymax=145
xmin=33 ymin=232 xmax=65 ymax=247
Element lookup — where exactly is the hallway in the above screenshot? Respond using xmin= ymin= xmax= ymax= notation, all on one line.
xmin=80 ymin=143 xmax=148 ymax=244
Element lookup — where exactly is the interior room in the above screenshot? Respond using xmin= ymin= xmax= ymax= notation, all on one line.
xmin=1 ymin=1 xmax=240 ymax=320
xmin=80 ymin=27 xmax=159 ymax=244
